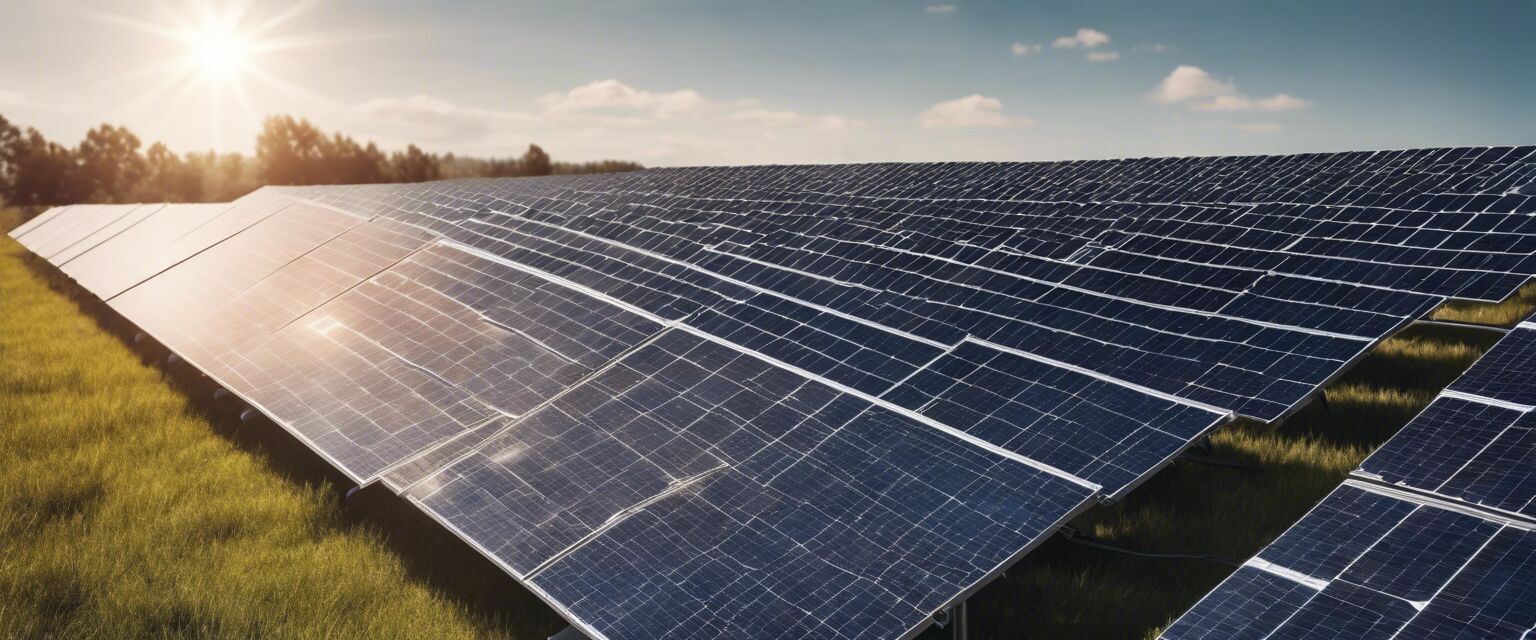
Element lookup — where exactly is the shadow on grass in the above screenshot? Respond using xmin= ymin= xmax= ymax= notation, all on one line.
xmin=20 ymin=254 xmax=564 ymax=640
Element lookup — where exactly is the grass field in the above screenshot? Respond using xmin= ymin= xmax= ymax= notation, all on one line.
xmin=2 ymin=205 xmax=1529 ymax=639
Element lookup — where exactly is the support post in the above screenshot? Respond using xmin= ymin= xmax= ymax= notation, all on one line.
xmin=951 ymin=599 xmax=968 ymax=640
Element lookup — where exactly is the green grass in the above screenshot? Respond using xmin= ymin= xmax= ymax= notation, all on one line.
xmin=0 ymin=209 xmax=560 ymax=639
xmin=4 ymin=203 xmax=1533 ymax=640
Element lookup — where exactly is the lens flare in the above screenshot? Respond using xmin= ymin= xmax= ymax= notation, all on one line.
xmin=185 ymin=24 xmax=253 ymax=81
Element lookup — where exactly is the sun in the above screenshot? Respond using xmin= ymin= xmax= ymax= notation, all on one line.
xmin=184 ymin=23 xmax=255 ymax=82
xmin=88 ymin=1 xmax=388 ymax=147
xmin=88 ymin=1 xmax=339 ymax=103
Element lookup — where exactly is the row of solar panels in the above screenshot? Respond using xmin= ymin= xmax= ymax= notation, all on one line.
xmin=9 ymin=195 xmax=1179 ymax=639
xmin=1163 ymin=322 xmax=1536 ymax=639
xmin=10 ymin=145 xmax=1535 ymax=640
xmin=285 ymin=146 xmax=1536 ymax=421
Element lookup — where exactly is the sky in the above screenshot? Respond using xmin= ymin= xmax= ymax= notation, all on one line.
xmin=1 ymin=0 xmax=1533 ymax=166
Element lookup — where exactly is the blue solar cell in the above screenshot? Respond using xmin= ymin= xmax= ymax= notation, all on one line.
xmin=1338 ymin=507 xmax=1500 ymax=602
xmin=1449 ymin=327 xmax=1536 ymax=407
xmin=412 ymin=330 xmax=1094 ymax=640
xmin=690 ymin=292 xmax=944 ymax=397
xmin=883 ymin=342 xmax=1224 ymax=493
xmin=1394 ymin=527 xmax=1536 ymax=639
xmin=1269 ymin=580 xmax=1418 ymax=640
xmin=1159 ymin=567 xmax=1316 ymax=640
xmin=1358 ymin=397 xmax=1524 ymax=494
xmin=1256 ymin=484 xmax=1416 ymax=582
xmin=1438 ymin=420 xmax=1536 ymax=517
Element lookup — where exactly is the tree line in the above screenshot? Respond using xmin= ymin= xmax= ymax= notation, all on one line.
xmin=0 ymin=114 xmax=643 ymax=207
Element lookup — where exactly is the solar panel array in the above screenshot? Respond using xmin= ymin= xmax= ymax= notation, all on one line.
xmin=1161 ymin=321 xmax=1536 ymax=640
xmin=11 ymin=145 xmax=1536 ymax=640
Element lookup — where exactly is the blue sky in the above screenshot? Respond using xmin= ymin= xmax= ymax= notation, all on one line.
xmin=1 ymin=0 xmax=1532 ymax=165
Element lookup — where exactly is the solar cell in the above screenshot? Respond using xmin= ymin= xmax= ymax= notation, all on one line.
xmin=1447 ymin=321 xmax=1536 ymax=408
xmin=883 ymin=341 xmax=1227 ymax=494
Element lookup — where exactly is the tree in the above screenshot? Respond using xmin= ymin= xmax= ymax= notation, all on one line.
xmin=520 ymin=143 xmax=551 ymax=177
xmin=6 ymin=128 xmax=82 ymax=206
xmin=141 ymin=142 xmax=202 ymax=203
xmin=389 ymin=144 xmax=441 ymax=183
xmin=255 ymin=115 xmax=327 ymax=185
xmin=77 ymin=124 xmax=146 ymax=203
xmin=0 ymin=115 xmax=21 ymax=204
xmin=0 ymin=111 xmax=641 ymax=205
xmin=319 ymin=133 xmax=386 ymax=185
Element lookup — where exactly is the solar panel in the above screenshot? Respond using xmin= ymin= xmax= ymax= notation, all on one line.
xmin=11 ymin=145 xmax=1536 ymax=640
xmin=405 ymin=329 xmax=1097 ymax=640
xmin=55 ymin=202 xmax=241 ymax=297
xmin=12 ymin=204 xmax=138 ymax=260
xmin=47 ymin=204 xmax=164 ymax=264
xmin=154 ymin=238 xmax=664 ymax=483
xmin=883 ymin=341 xmax=1226 ymax=495
xmin=278 ymin=146 xmax=1536 ymax=421
xmin=105 ymin=201 xmax=377 ymax=337
xmin=1162 ymin=322 xmax=1536 ymax=640
xmin=7 ymin=203 xmax=70 ymax=238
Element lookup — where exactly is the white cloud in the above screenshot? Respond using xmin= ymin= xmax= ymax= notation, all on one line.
xmin=1149 ymin=65 xmax=1308 ymax=112
xmin=1145 ymin=43 xmax=1172 ymax=53
xmin=925 ymin=4 xmax=956 ymax=14
xmin=1197 ymin=93 xmax=1308 ymax=112
xmin=1149 ymin=65 xmax=1234 ymax=103
xmin=1011 ymin=42 xmax=1042 ymax=56
xmin=918 ymin=94 xmax=1033 ymax=128
xmin=336 ymin=79 xmax=858 ymax=165
xmin=1086 ymin=51 xmax=1120 ymax=62
xmin=1053 ymin=27 xmax=1110 ymax=49
xmin=537 ymin=79 xmax=714 ymax=117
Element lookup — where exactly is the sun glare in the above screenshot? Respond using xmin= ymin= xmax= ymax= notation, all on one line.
xmin=89 ymin=1 xmax=385 ymax=147
xmin=185 ymin=25 xmax=253 ymax=81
